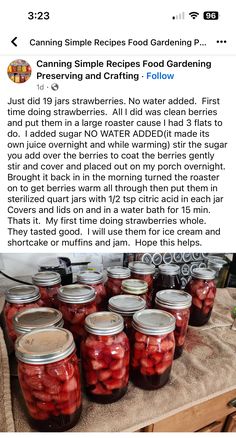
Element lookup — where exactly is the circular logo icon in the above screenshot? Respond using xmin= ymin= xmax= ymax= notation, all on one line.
xmin=7 ymin=59 xmax=32 ymax=83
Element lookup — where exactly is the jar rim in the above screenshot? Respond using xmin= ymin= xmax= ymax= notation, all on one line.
xmin=15 ymin=328 xmax=75 ymax=364
xmin=158 ymin=264 xmax=180 ymax=275
xmin=85 ymin=311 xmax=124 ymax=335
xmin=128 ymin=261 xmax=155 ymax=274
xmin=132 ymin=309 xmax=176 ymax=335
xmin=108 ymin=295 xmax=146 ymax=316
xmin=155 ymin=289 xmax=192 ymax=309
xmin=58 ymin=284 xmax=96 ymax=304
xmin=77 ymin=270 xmax=103 ymax=284
xmin=192 ymin=268 xmax=216 ymax=280
xmin=106 ymin=266 xmax=131 ymax=279
xmin=121 ymin=279 xmax=148 ymax=294
xmin=5 ymin=285 xmax=40 ymax=304
xmin=32 ymin=271 xmax=61 ymax=286
xmin=13 ymin=307 xmax=64 ymax=335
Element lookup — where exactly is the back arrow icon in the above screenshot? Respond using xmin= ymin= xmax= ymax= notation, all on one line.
xmin=11 ymin=37 xmax=17 ymax=47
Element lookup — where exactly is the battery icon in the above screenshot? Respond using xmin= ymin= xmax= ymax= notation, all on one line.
xmin=203 ymin=11 xmax=219 ymax=20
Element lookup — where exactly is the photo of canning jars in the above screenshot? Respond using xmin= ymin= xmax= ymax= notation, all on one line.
xmin=7 ymin=59 xmax=32 ymax=83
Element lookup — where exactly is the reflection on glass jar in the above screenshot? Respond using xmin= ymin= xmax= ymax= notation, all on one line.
xmin=13 ymin=307 xmax=64 ymax=338
xmin=185 ymin=268 xmax=216 ymax=326
xmin=105 ymin=266 xmax=130 ymax=298
xmin=81 ymin=312 xmax=130 ymax=403
xmin=155 ymin=289 xmax=192 ymax=359
xmin=153 ymin=264 xmax=181 ymax=305
xmin=108 ymin=294 xmax=146 ymax=340
xmin=32 ymin=271 xmax=61 ymax=308
xmin=130 ymin=309 xmax=175 ymax=390
xmin=4 ymin=285 xmax=44 ymax=344
xmin=128 ymin=261 xmax=155 ymax=308
xmin=57 ymin=285 xmax=97 ymax=352
xmin=15 ymin=328 xmax=82 ymax=432
xmin=77 ymin=271 xmax=107 ymax=311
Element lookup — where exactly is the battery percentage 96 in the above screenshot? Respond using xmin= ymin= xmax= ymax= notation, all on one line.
xmin=203 ymin=11 xmax=219 ymax=20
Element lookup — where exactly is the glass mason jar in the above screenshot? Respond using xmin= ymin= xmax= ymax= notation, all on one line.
xmin=15 ymin=328 xmax=82 ymax=432
xmin=128 ymin=262 xmax=155 ymax=308
xmin=77 ymin=271 xmax=107 ymax=311
xmin=32 ymin=271 xmax=61 ymax=308
xmin=121 ymin=279 xmax=148 ymax=303
xmin=81 ymin=312 xmax=130 ymax=404
xmin=13 ymin=307 xmax=64 ymax=338
xmin=57 ymin=285 xmax=97 ymax=352
xmin=153 ymin=264 xmax=181 ymax=305
xmin=155 ymin=290 xmax=192 ymax=359
xmin=130 ymin=309 xmax=175 ymax=390
xmin=185 ymin=268 xmax=216 ymax=326
xmin=105 ymin=266 xmax=131 ymax=298
xmin=108 ymin=295 xmax=146 ymax=340
xmin=4 ymin=285 xmax=43 ymax=344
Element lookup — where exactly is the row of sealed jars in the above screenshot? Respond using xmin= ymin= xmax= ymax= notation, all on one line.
xmin=15 ymin=309 xmax=178 ymax=431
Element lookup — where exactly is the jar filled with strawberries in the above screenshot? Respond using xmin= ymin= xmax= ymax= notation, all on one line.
xmin=128 ymin=262 xmax=155 ymax=308
xmin=15 ymin=328 xmax=82 ymax=432
xmin=4 ymin=285 xmax=43 ymax=344
xmin=81 ymin=312 xmax=130 ymax=403
xmin=130 ymin=309 xmax=175 ymax=390
xmin=155 ymin=290 xmax=192 ymax=359
xmin=105 ymin=266 xmax=131 ymax=298
xmin=77 ymin=271 xmax=107 ymax=311
xmin=57 ymin=285 xmax=97 ymax=352
xmin=32 ymin=271 xmax=61 ymax=308
xmin=108 ymin=294 xmax=146 ymax=340
xmin=185 ymin=268 xmax=216 ymax=326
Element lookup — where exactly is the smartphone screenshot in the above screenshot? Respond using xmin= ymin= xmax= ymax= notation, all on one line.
xmin=0 ymin=0 xmax=235 ymax=435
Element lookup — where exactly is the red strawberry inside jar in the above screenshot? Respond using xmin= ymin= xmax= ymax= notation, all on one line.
xmin=105 ymin=266 xmax=131 ymax=298
xmin=128 ymin=261 xmax=155 ymax=308
xmin=15 ymin=328 xmax=82 ymax=432
xmin=130 ymin=309 xmax=175 ymax=390
xmin=77 ymin=271 xmax=107 ymax=311
xmin=57 ymin=284 xmax=97 ymax=353
xmin=155 ymin=289 xmax=192 ymax=359
xmin=4 ymin=285 xmax=43 ymax=344
xmin=108 ymin=294 xmax=146 ymax=340
xmin=81 ymin=312 xmax=130 ymax=403
xmin=32 ymin=271 xmax=61 ymax=308
xmin=185 ymin=268 xmax=216 ymax=326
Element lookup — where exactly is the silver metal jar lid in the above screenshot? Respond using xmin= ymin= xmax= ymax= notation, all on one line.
xmin=155 ymin=289 xmax=192 ymax=310
xmin=15 ymin=328 xmax=75 ymax=365
xmin=77 ymin=270 xmax=103 ymax=284
xmin=58 ymin=284 xmax=96 ymax=304
xmin=158 ymin=264 xmax=180 ymax=275
xmin=108 ymin=295 xmax=146 ymax=316
xmin=121 ymin=279 xmax=148 ymax=295
xmin=5 ymin=285 xmax=40 ymax=304
xmin=192 ymin=268 xmax=216 ymax=280
xmin=106 ymin=266 xmax=131 ymax=279
xmin=32 ymin=271 xmax=61 ymax=287
xmin=128 ymin=261 xmax=155 ymax=275
xmin=132 ymin=309 xmax=176 ymax=335
xmin=13 ymin=307 xmax=64 ymax=335
xmin=85 ymin=311 xmax=124 ymax=335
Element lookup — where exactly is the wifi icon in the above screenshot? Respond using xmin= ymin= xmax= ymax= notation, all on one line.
xmin=189 ymin=11 xmax=199 ymax=19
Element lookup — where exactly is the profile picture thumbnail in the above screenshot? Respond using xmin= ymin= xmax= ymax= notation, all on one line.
xmin=7 ymin=59 xmax=32 ymax=83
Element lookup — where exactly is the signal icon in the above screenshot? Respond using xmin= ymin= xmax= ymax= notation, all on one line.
xmin=189 ymin=11 xmax=199 ymax=19
xmin=172 ymin=12 xmax=185 ymax=20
